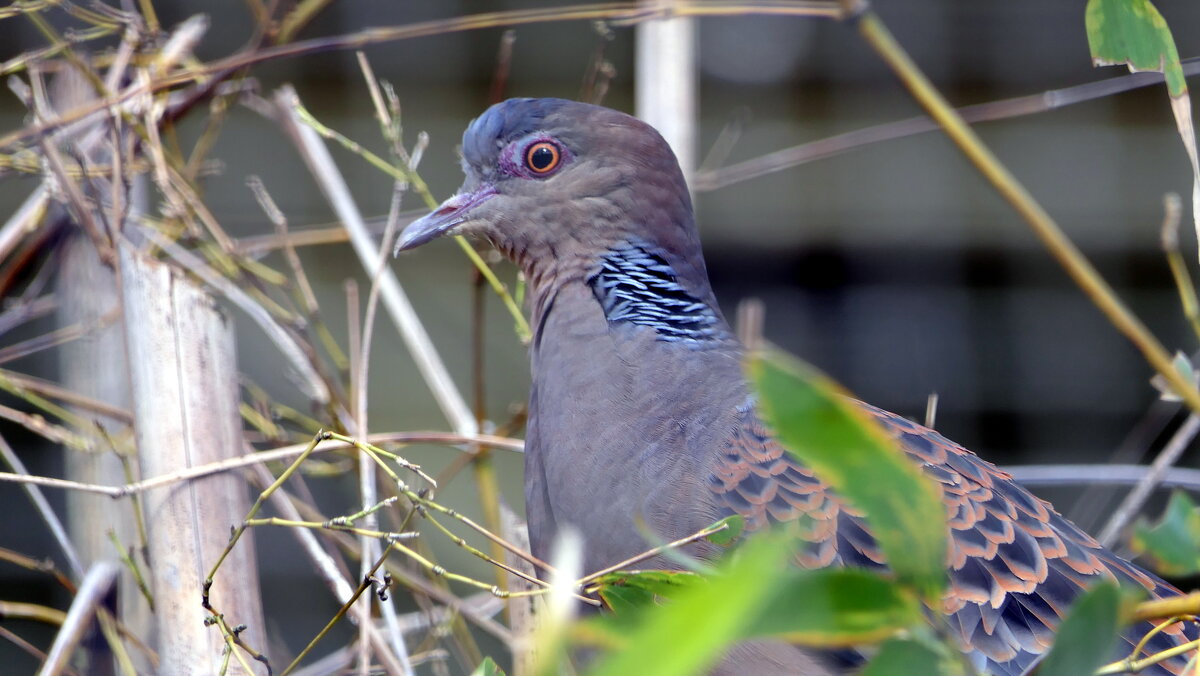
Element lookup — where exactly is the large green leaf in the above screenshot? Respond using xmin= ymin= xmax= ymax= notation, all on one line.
xmin=861 ymin=636 xmax=964 ymax=676
xmin=1036 ymin=582 xmax=1125 ymax=676
xmin=583 ymin=535 xmax=926 ymax=676
xmin=747 ymin=351 xmax=947 ymax=600
xmin=583 ymin=533 xmax=796 ymax=676
xmin=1085 ymin=0 xmax=1184 ymax=97
xmin=590 ymin=569 xmax=706 ymax=617
xmin=744 ymin=568 xmax=923 ymax=647
xmin=1131 ymin=490 xmax=1200 ymax=576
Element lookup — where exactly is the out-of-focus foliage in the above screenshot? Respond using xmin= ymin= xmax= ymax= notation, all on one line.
xmin=748 ymin=351 xmax=947 ymax=601
xmin=1132 ymin=491 xmax=1200 ymax=576
xmin=1035 ymin=583 xmax=1131 ymax=676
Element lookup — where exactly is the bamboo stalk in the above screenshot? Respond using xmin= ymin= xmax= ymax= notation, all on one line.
xmin=118 ymin=242 xmax=266 ymax=675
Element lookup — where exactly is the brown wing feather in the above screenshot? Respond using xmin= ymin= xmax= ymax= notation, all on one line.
xmin=708 ymin=400 xmax=1196 ymax=675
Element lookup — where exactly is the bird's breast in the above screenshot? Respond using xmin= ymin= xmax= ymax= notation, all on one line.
xmin=525 ymin=282 xmax=744 ymax=571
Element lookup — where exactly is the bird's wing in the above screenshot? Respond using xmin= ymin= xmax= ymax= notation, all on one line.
xmin=708 ymin=401 xmax=1195 ymax=675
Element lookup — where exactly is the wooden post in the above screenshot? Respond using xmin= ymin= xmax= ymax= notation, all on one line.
xmin=58 ymin=233 xmax=151 ymax=669
xmin=119 ymin=242 xmax=266 ymax=675
xmin=50 ymin=62 xmax=150 ymax=672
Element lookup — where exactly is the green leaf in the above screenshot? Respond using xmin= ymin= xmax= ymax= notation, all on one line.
xmin=744 ymin=568 xmax=924 ymax=647
xmin=584 ymin=533 xmax=795 ymax=676
xmin=1085 ymin=0 xmax=1185 ymax=97
xmin=1131 ymin=491 xmax=1200 ymax=576
xmin=862 ymin=637 xmax=964 ymax=676
xmin=470 ymin=656 xmax=506 ymax=676
xmin=590 ymin=570 xmax=706 ymax=616
xmin=705 ymin=514 xmax=745 ymax=547
xmin=591 ymin=569 xmax=706 ymax=598
xmin=594 ymin=582 xmax=656 ymax=617
xmin=747 ymin=351 xmax=947 ymax=600
xmin=1037 ymin=582 xmax=1125 ymax=676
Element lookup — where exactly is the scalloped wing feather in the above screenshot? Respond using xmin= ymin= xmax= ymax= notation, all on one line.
xmin=708 ymin=401 xmax=1196 ymax=675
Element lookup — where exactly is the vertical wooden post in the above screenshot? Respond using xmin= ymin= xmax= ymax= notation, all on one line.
xmin=119 ymin=243 xmax=265 ymax=675
xmin=58 ymin=233 xmax=150 ymax=668
xmin=636 ymin=0 xmax=698 ymax=182
xmin=50 ymin=62 xmax=151 ymax=672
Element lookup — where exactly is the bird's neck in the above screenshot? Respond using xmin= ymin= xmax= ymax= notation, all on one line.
xmin=587 ymin=241 xmax=731 ymax=344
xmin=520 ymin=234 xmax=734 ymax=348
xmin=521 ymin=237 xmax=748 ymax=570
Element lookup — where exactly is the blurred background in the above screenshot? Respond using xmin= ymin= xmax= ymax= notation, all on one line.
xmin=3 ymin=1 xmax=1200 ymax=672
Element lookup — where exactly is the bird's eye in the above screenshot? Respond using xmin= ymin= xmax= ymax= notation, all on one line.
xmin=524 ymin=141 xmax=561 ymax=175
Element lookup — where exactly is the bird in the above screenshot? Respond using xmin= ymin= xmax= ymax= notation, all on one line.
xmin=395 ymin=97 xmax=1196 ymax=675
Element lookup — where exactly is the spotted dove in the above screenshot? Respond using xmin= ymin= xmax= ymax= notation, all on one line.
xmin=396 ymin=98 xmax=1196 ymax=675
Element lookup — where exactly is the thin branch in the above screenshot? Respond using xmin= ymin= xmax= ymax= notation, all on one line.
xmin=40 ymin=561 xmax=120 ymax=676
xmin=0 ymin=431 xmax=523 ymax=498
xmin=0 ymin=183 xmax=49 ymax=267
xmin=693 ymin=57 xmax=1200 ymax=192
xmin=246 ymin=464 xmax=408 ymax=676
xmin=1097 ymin=414 xmax=1200 ymax=546
xmin=0 ymin=432 xmax=83 ymax=578
xmin=578 ymin=520 xmax=727 ymax=585
xmin=1005 ymin=463 xmax=1200 ymax=493
xmin=842 ymin=0 xmax=1200 ymax=417
xmin=274 ymin=85 xmax=476 ymax=436
xmin=0 ymin=368 xmax=132 ymax=423
xmin=0 ymin=293 xmax=57 ymax=336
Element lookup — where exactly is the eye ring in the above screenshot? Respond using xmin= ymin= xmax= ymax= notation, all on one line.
xmin=524 ymin=141 xmax=562 ymax=175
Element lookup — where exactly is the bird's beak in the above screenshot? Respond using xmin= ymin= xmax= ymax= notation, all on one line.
xmin=394 ymin=185 xmax=497 ymax=254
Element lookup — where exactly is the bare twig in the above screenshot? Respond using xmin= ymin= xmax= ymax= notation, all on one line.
xmin=0 ymin=3 xmax=845 ymax=153
xmin=242 ymin=465 xmax=408 ymax=676
xmin=0 ymin=431 xmax=523 ymax=498
xmin=578 ymin=520 xmax=728 ymax=585
xmin=1005 ymin=463 xmax=1200 ymax=493
xmin=0 ymin=293 xmax=57 ymax=336
xmin=0 ymin=433 xmax=83 ymax=578
xmin=0 ymin=184 xmax=50 ymax=266
xmin=0 ymin=309 xmax=118 ymax=365
xmin=0 ymin=368 xmax=132 ymax=423
xmin=274 ymin=85 xmax=476 ymax=435
xmin=1097 ymin=414 xmax=1200 ymax=547
xmin=841 ymin=0 xmax=1200 ymax=417
xmin=693 ymin=58 xmax=1200 ymax=191
xmin=40 ymin=561 xmax=119 ymax=676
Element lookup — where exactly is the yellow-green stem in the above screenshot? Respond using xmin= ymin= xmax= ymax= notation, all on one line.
xmin=472 ymin=450 xmax=509 ymax=591
xmin=847 ymin=3 xmax=1200 ymax=416
xmin=1166 ymin=248 xmax=1200 ymax=341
